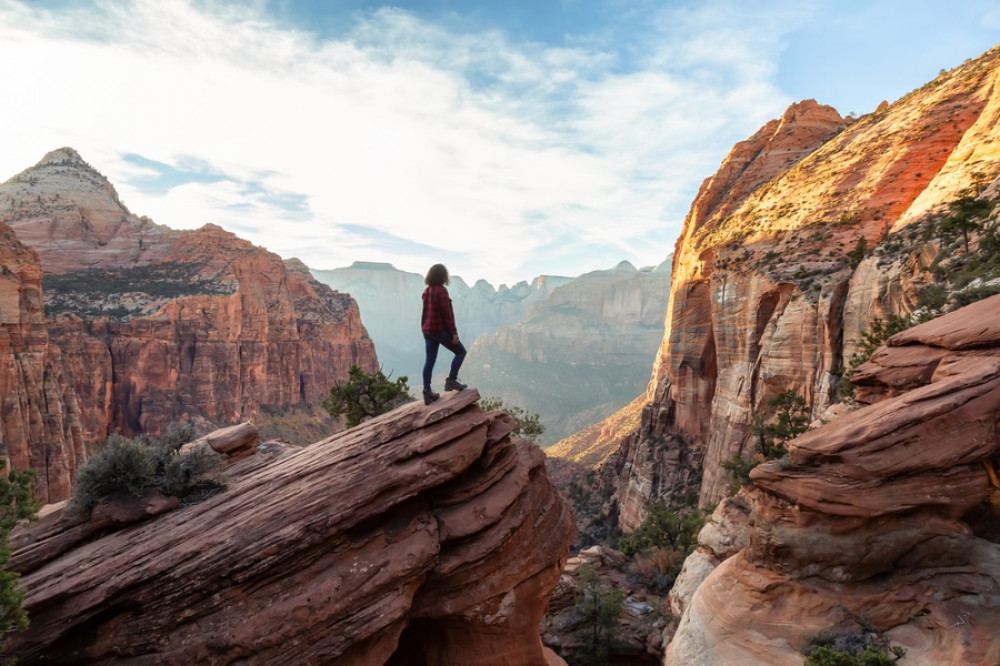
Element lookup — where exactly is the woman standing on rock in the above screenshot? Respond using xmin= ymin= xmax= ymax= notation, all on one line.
xmin=421 ymin=263 xmax=467 ymax=405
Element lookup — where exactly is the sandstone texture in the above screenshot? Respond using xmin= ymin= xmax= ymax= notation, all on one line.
xmin=0 ymin=222 xmax=83 ymax=503
xmin=665 ymin=297 xmax=1000 ymax=665
xmin=0 ymin=149 xmax=378 ymax=500
xmin=596 ymin=45 xmax=1000 ymax=534
xmin=8 ymin=391 xmax=577 ymax=665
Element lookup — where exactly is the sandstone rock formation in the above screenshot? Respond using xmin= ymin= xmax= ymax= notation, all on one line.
xmin=8 ymin=390 xmax=577 ymax=665
xmin=464 ymin=260 xmax=671 ymax=445
xmin=665 ymin=296 xmax=1000 ymax=665
xmin=597 ymin=44 xmax=1000 ymax=532
xmin=0 ymin=149 xmax=378 ymax=500
xmin=311 ymin=261 xmax=571 ymax=380
xmin=0 ymin=222 xmax=83 ymax=503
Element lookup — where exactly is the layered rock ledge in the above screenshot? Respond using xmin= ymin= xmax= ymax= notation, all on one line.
xmin=8 ymin=390 xmax=576 ymax=665
xmin=666 ymin=296 xmax=1000 ymax=665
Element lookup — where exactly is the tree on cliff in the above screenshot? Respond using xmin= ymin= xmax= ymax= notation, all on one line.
xmin=0 ymin=463 xmax=39 ymax=655
xmin=478 ymin=397 xmax=544 ymax=439
xmin=323 ymin=365 xmax=413 ymax=428
xmin=940 ymin=195 xmax=994 ymax=253
xmin=724 ymin=390 xmax=810 ymax=493
xmin=569 ymin=565 xmax=625 ymax=665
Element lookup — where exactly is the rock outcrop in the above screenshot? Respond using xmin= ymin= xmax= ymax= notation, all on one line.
xmin=8 ymin=390 xmax=577 ymax=665
xmin=0 ymin=222 xmax=83 ymax=503
xmin=0 ymin=149 xmax=378 ymax=500
xmin=601 ymin=44 xmax=1000 ymax=530
xmin=665 ymin=296 xmax=1000 ymax=665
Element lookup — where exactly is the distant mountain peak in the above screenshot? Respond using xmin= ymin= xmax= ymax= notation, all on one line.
xmin=37 ymin=147 xmax=86 ymax=167
xmin=611 ymin=260 xmax=637 ymax=272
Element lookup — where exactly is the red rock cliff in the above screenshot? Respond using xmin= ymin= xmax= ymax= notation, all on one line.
xmin=666 ymin=295 xmax=1000 ymax=665
xmin=8 ymin=391 xmax=576 ymax=665
xmin=0 ymin=149 xmax=378 ymax=500
xmin=0 ymin=223 xmax=82 ymax=503
xmin=603 ymin=44 xmax=1000 ymax=527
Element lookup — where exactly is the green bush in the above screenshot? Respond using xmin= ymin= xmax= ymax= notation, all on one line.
xmin=840 ymin=316 xmax=919 ymax=398
xmin=804 ymin=630 xmax=905 ymax=666
xmin=953 ymin=283 xmax=1000 ymax=307
xmin=725 ymin=390 xmax=809 ymax=494
xmin=479 ymin=397 xmax=545 ymax=439
xmin=805 ymin=646 xmax=896 ymax=666
xmin=322 ymin=365 xmax=412 ymax=428
xmin=68 ymin=436 xmax=156 ymax=514
xmin=619 ymin=501 xmax=704 ymax=558
xmin=0 ymin=462 xmax=39 ymax=654
xmin=847 ymin=236 xmax=868 ymax=269
xmin=67 ymin=425 xmax=222 ymax=517
xmin=568 ymin=565 xmax=625 ymax=666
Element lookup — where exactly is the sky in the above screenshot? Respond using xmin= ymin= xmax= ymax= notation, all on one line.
xmin=1 ymin=1 xmax=999 ymax=286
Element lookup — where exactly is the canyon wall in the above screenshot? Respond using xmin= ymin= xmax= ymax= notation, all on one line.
xmin=0 ymin=223 xmax=83 ymax=503
xmin=0 ymin=149 xmax=377 ymax=501
xmin=666 ymin=295 xmax=1000 ymax=665
xmin=598 ymin=44 xmax=1000 ymax=527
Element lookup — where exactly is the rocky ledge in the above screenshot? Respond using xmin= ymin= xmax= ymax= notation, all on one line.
xmin=7 ymin=390 xmax=576 ymax=665
xmin=666 ymin=295 xmax=1000 ymax=665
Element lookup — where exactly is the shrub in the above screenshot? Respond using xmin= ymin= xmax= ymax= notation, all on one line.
xmin=725 ymin=390 xmax=809 ymax=494
xmin=953 ymin=283 xmax=1000 ymax=307
xmin=67 ymin=426 xmax=222 ymax=517
xmin=916 ymin=284 xmax=947 ymax=311
xmin=479 ymin=397 xmax=545 ymax=439
xmin=722 ymin=452 xmax=755 ymax=495
xmin=618 ymin=501 xmax=704 ymax=558
xmin=804 ymin=632 xmax=905 ymax=666
xmin=322 ymin=365 xmax=413 ymax=428
xmin=805 ymin=646 xmax=898 ymax=666
xmin=628 ymin=546 xmax=685 ymax=594
xmin=68 ymin=436 xmax=156 ymax=514
xmin=752 ymin=390 xmax=809 ymax=459
xmin=847 ymin=236 xmax=868 ymax=268
xmin=0 ymin=462 xmax=39 ymax=654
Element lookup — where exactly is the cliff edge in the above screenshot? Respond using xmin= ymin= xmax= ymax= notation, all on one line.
xmin=8 ymin=390 xmax=576 ymax=665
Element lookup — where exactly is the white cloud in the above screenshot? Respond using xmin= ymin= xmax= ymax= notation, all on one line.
xmin=0 ymin=0 xmax=797 ymax=285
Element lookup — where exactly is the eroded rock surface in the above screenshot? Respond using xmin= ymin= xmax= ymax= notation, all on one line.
xmin=0 ymin=222 xmax=83 ymax=502
xmin=665 ymin=299 xmax=1000 ymax=665
xmin=583 ymin=45 xmax=1000 ymax=536
xmin=8 ymin=391 xmax=576 ymax=665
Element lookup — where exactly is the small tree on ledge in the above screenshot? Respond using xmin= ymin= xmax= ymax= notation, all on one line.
xmin=323 ymin=366 xmax=413 ymax=428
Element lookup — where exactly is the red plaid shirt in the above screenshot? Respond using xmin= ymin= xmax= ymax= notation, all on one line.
xmin=421 ymin=285 xmax=457 ymax=336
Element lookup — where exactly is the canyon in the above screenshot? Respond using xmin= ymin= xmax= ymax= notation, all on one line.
xmin=567 ymin=43 xmax=1000 ymax=530
xmin=315 ymin=258 xmax=671 ymax=447
xmin=0 ymin=148 xmax=377 ymax=502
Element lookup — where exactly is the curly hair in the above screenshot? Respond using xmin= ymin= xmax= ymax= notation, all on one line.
xmin=425 ymin=263 xmax=450 ymax=286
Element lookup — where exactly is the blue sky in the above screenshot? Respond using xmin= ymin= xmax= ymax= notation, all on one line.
xmin=1 ymin=0 xmax=998 ymax=285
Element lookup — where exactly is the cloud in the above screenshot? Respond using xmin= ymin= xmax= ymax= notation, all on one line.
xmin=0 ymin=0 xmax=797 ymax=285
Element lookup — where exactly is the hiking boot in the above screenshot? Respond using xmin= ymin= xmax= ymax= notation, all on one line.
xmin=444 ymin=378 xmax=467 ymax=392
xmin=423 ymin=389 xmax=440 ymax=405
